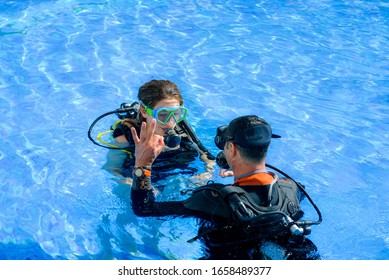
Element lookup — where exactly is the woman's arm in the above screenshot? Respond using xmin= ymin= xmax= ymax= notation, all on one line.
xmin=102 ymin=141 xmax=129 ymax=176
xmin=103 ymin=120 xmax=136 ymax=178
xmin=199 ymin=150 xmax=216 ymax=172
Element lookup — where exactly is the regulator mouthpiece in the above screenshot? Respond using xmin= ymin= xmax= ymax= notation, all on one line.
xmin=164 ymin=128 xmax=181 ymax=148
xmin=216 ymin=152 xmax=230 ymax=169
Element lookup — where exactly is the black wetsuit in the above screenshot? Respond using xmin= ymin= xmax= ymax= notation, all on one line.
xmin=131 ymin=175 xmax=320 ymax=260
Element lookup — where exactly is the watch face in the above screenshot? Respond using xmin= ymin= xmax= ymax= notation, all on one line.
xmin=134 ymin=168 xmax=143 ymax=177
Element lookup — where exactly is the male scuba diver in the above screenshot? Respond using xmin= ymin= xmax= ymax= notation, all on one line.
xmin=129 ymin=115 xmax=322 ymax=260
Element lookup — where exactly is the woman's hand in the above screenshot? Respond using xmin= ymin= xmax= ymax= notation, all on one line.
xmin=219 ymin=168 xmax=234 ymax=178
xmin=130 ymin=119 xmax=165 ymax=168
xmin=199 ymin=153 xmax=216 ymax=172
xmin=189 ymin=171 xmax=213 ymax=186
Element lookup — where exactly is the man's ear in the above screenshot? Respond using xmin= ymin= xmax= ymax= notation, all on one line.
xmin=229 ymin=142 xmax=237 ymax=158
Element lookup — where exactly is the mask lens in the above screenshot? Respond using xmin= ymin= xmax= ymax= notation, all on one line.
xmin=156 ymin=108 xmax=171 ymax=124
xmin=215 ymin=136 xmax=226 ymax=150
xmin=172 ymin=107 xmax=187 ymax=123
xmin=155 ymin=107 xmax=187 ymax=124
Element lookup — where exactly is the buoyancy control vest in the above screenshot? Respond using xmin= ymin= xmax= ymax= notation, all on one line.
xmin=183 ymin=176 xmax=307 ymax=243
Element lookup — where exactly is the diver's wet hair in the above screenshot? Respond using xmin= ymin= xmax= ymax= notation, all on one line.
xmin=138 ymin=80 xmax=184 ymax=108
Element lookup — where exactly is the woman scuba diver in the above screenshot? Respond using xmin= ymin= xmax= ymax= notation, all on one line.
xmin=88 ymin=80 xmax=215 ymax=183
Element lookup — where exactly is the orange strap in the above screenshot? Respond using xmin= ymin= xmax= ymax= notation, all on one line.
xmin=234 ymin=172 xmax=275 ymax=186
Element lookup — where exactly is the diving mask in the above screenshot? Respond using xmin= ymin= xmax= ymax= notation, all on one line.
xmin=214 ymin=125 xmax=232 ymax=150
xmin=214 ymin=122 xmax=281 ymax=150
xmin=214 ymin=126 xmax=232 ymax=169
xmin=142 ymin=102 xmax=188 ymax=125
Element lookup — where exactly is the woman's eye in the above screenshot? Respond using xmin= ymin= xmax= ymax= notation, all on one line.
xmin=158 ymin=112 xmax=169 ymax=119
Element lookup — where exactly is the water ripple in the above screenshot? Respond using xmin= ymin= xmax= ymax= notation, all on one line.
xmin=1 ymin=0 xmax=388 ymax=260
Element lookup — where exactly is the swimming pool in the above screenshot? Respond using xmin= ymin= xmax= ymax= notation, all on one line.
xmin=0 ymin=0 xmax=388 ymax=260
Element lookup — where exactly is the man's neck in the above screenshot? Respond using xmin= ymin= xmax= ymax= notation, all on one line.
xmin=232 ymin=162 xmax=266 ymax=181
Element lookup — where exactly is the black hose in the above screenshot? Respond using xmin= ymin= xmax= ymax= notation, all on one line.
xmin=180 ymin=120 xmax=215 ymax=160
xmin=87 ymin=108 xmax=131 ymax=150
xmin=266 ymin=163 xmax=323 ymax=226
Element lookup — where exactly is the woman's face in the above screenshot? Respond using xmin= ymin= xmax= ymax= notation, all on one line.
xmin=140 ymin=98 xmax=181 ymax=136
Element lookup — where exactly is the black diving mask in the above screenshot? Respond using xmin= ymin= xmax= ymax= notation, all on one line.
xmin=214 ymin=125 xmax=233 ymax=150
xmin=214 ymin=123 xmax=281 ymax=150
xmin=214 ymin=126 xmax=232 ymax=169
xmin=214 ymin=122 xmax=281 ymax=169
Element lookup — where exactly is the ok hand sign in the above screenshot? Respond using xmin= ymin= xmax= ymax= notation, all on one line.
xmin=130 ymin=119 xmax=165 ymax=168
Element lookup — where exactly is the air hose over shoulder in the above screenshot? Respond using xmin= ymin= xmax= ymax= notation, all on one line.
xmin=180 ymin=120 xmax=215 ymax=160
xmin=265 ymin=163 xmax=323 ymax=228
xmin=87 ymin=102 xmax=139 ymax=150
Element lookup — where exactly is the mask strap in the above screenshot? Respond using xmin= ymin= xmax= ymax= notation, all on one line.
xmin=139 ymin=101 xmax=153 ymax=116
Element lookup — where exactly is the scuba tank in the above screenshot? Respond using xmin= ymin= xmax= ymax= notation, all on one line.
xmin=87 ymin=101 xmax=139 ymax=150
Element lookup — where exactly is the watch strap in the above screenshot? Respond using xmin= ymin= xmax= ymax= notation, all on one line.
xmin=132 ymin=175 xmax=152 ymax=191
xmin=133 ymin=166 xmax=151 ymax=177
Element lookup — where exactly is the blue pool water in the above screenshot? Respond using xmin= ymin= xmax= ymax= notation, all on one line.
xmin=0 ymin=0 xmax=388 ymax=260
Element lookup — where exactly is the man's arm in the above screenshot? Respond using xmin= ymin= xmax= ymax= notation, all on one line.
xmin=131 ymin=175 xmax=195 ymax=217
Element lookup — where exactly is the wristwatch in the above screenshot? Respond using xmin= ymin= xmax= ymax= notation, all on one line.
xmin=133 ymin=166 xmax=151 ymax=178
